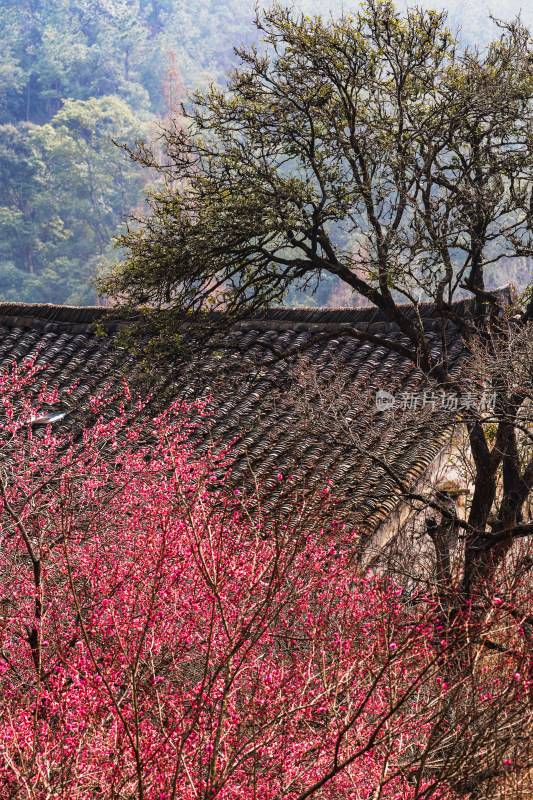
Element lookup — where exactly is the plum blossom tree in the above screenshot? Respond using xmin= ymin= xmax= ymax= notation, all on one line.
xmin=0 ymin=361 xmax=532 ymax=798
xmin=99 ymin=6 xmax=533 ymax=735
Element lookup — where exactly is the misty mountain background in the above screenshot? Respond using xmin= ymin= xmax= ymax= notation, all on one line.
xmin=0 ymin=0 xmax=531 ymax=307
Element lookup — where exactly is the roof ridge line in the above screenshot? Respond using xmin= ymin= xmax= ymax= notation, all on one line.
xmin=0 ymin=283 xmax=516 ymax=331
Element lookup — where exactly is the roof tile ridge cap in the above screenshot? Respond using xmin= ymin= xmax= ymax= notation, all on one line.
xmin=234 ymin=312 xmax=464 ymax=333
xmin=245 ymin=307 xmax=391 ymax=328
xmin=0 ymin=302 xmax=130 ymax=327
xmin=246 ymin=298 xmax=472 ymax=324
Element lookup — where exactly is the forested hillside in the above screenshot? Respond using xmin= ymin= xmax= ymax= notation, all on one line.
xmin=0 ymin=0 xmax=531 ymax=305
xmin=0 ymin=0 xmax=262 ymax=304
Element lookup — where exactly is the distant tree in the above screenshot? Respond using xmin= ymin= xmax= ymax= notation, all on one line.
xmin=0 ymin=0 xmax=271 ymax=304
xmin=0 ymin=0 xmax=170 ymax=124
xmin=0 ymin=4 xmax=26 ymax=114
xmin=0 ymin=97 xmax=148 ymax=305
xmin=0 ymin=122 xmax=43 ymax=276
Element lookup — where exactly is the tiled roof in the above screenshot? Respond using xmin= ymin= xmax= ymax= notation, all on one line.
xmin=0 ymin=290 xmax=515 ymax=534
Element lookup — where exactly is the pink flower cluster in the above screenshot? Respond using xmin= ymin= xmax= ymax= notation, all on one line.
xmin=0 ymin=362 xmax=528 ymax=798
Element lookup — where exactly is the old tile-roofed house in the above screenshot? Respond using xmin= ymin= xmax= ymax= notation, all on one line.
xmin=0 ymin=287 xmax=517 ymax=539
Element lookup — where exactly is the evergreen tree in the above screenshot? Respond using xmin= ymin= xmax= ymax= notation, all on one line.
xmin=0 ymin=97 xmax=147 ymax=304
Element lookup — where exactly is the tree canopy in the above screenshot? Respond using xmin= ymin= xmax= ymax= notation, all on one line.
xmin=0 ymin=0 xmax=262 ymax=304
xmin=103 ymin=1 xmax=533 ymax=363
xmin=2 ymin=0 xmax=532 ymax=306
xmin=0 ymin=96 xmax=147 ymax=304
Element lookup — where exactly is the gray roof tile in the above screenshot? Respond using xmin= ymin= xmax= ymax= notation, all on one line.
xmin=0 ymin=292 xmax=515 ymax=532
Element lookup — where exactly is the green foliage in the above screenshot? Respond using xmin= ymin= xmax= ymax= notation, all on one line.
xmin=0 ymin=97 xmax=147 ymax=305
xmin=0 ymin=0 xmax=262 ymax=305
xmin=0 ymin=0 xmax=166 ymax=124
xmin=0 ymin=0 xmax=166 ymax=304
xmin=100 ymin=1 xmax=533 ymax=368
xmin=2 ymin=0 xmax=532 ymax=307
